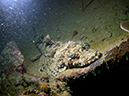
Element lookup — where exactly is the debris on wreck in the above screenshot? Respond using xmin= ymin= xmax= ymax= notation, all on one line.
xmin=120 ymin=20 xmax=129 ymax=32
xmin=72 ymin=30 xmax=78 ymax=37
xmin=43 ymin=34 xmax=55 ymax=45
xmin=32 ymin=34 xmax=55 ymax=58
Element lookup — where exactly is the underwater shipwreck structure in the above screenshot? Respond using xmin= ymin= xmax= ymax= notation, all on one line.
xmin=1 ymin=34 xmax=129 ymax=96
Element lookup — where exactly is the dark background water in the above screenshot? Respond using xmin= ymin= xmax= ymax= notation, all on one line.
xmin=0 ymin=0 xmax=39 ymax=51
xmin=0 ymin=0 xmax=69 ymax=52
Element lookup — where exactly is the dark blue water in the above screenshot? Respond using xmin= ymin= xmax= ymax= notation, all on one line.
xmin=0 ymin=0 xmax=38 ymax=50
xmin=0 ymin=0 xmax=73 ymax=53
xmin=0 ymin=0 xmax=51 ymax=51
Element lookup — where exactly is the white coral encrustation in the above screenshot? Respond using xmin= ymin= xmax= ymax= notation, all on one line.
xmin=54 ymin=41 xmax=101 ymax=68
xmin=39 ymin=40 xmax=101 ymax=78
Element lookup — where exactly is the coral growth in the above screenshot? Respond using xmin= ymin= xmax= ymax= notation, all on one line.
xmin=0 ymin=41 xmax=25 ymax=95
xmin=38 ymin=38 xmax=101 ymax=78
xmin=0 ymin=41 xmax=24 ymax=78
xmin=16 ymin=64 xmax=23 ymax=73
xmin=55 ymin=35 xmax=129 ymax=82
xmin=54 ymin=41 xmax=101 ymax=68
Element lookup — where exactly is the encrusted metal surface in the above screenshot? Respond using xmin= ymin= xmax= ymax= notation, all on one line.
xmin=39 ymin=40 xmax=101 ymax=78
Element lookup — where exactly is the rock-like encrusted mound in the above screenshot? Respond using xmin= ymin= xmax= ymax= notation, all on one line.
xmin=0 ymin=41 xmax=24 ymax=78
xmin=54 ymin=41 xmax=101 ymax=68
xmin=38 ymin=38 xmax=101 ymax=78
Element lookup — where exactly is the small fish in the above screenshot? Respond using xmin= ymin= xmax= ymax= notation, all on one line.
xmin=72 ymin=31 xmax=78 ymax=37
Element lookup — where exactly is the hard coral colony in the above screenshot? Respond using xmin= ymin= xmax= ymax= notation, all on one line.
xmin=54 ymin=41 xmax=101 ymax=68
xmin=38 ymin=37 xmax=101 ymax=78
